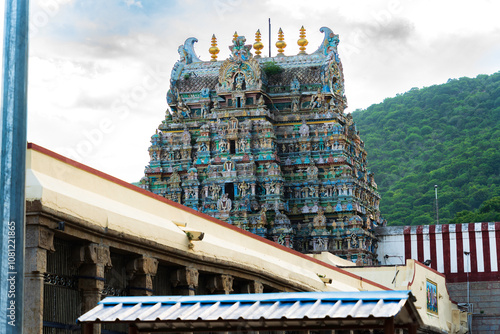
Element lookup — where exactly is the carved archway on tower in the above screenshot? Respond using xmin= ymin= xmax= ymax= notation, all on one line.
xmin=217 ymin=58 xmax=262 ymax=93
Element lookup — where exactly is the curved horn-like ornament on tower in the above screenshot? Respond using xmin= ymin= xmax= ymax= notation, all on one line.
xmin=183 ymin=37 xmax=202 ymax=63
xmin=313 ymin=26 xmax=339 ymax=56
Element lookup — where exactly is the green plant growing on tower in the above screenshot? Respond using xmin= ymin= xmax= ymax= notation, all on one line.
xmin=262 ymin=61 xmax=283 ymax=76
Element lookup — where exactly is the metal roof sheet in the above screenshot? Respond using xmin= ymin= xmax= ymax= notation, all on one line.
xmin=78 ymin=291 xmax=422 ymax=332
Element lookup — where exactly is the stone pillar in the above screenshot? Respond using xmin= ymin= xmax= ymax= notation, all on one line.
xmin=74 ymin=243 xmax=112 ymax=333
xmin=127 ymin=256 xmax=159 ymax=296
xmin=207 ymin=274 xmax=233 ymax=294
xmin=241 ymin=280 xmax=264 ymax=294
xmin=171 ymin=267 xmax=199 ymax=296
xmin=24 ymin=225 xmax=55 ymax=334
xmin=127 ymin=256 xmax=158 ymax=296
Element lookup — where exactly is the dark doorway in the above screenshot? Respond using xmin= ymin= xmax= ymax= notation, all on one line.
xmin=230 ymin=140 xmax=236 ymax=154
xmin=225 ymin=182 xmax=234 ymax=201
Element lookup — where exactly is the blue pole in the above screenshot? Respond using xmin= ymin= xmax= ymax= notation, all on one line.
xmin=0 ymin=0 xmax=29 ymax=333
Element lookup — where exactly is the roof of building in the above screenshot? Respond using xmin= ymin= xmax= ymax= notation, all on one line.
xmin=175 ymin=54 xmax=325 ymax=93
xmin=26 ymin=143 xmax=388 ymax=292
xmin=78 ymin=291 xmax=422 ymax=332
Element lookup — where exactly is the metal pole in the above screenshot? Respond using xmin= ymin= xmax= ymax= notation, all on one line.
xmin=434 ymin=185 xmax=439 ymax=225
xmin=0 ymin=0 xmax=29 ymax=332
xmin=268 ymin=18 xmax=271 ymax=57
xmin=464 ymin=251 xmax=470 ymax=310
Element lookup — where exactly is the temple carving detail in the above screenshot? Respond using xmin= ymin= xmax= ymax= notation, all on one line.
xmin=141 ymin=27 xmax=381 ymax=265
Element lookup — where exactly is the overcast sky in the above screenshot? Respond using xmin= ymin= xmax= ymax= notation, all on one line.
xmin=2 ymin=0 xmax=500 ymax=183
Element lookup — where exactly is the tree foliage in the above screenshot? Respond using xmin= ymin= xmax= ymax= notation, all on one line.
xmin=449 ymin=197 xmax=500 ymax=224
xmin=352 ymin=72 xmax=500 ymax=225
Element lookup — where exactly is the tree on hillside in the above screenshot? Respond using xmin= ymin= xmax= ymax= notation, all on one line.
xmin=352 ymin=72 xmax=500 ymax=225
xmin=449 ymin=197 xmax=500 ymax=224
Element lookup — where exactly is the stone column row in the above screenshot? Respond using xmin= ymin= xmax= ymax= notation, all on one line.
xmin=24 ymin=225 xmax=266 ymax=333
xmin=172 ymin=267 xmax=264 ymax=295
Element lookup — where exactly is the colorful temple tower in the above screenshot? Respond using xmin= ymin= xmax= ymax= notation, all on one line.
xmin=141 ymin=27 xmax=381 ymax=265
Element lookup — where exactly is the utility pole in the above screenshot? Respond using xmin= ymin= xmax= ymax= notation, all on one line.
xmin=1 ymin=0 xmax=29 ymax=333
xmin=434 ymin=185 xmax=439 ymax=225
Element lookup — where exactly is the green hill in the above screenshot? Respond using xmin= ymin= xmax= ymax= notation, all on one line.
xmin=352 ymin=72 xmax=500 ymax=225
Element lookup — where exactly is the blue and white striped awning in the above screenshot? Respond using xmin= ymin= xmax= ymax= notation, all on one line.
xmin=78 ymin=291 xmax=422 ymax=332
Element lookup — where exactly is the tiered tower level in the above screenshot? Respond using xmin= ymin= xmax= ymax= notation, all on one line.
xmin=141 ymin=27 xmax=381 ymax=265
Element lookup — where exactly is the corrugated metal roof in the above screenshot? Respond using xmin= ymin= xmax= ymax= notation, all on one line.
xmin=78 ymin=291 xmax=422 ymax=332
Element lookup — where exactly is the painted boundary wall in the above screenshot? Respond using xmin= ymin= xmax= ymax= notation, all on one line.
xmin=376 ymin=224 xmax=500 ymax=333
xmin=376 ymin=223 xmax=500 ymax=283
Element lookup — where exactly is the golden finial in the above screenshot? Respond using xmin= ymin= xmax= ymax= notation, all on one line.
xmin=253 ymin=29 xmax=264 ymax=58
xmin=276 ymin=28 xmax=286 ymax=56
xmin=209 ymin=34 xmax=220 ymax=61
xmin=297 ymin=26 xmax=308 ymax=54
xmin=232 ymin=31 xmax=238 ymax=43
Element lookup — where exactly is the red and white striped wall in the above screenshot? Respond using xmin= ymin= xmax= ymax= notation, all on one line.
xmin=376 ymin=223 xmax=500 ymax=283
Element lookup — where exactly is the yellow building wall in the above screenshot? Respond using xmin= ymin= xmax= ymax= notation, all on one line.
xmin=346 ymin=259 xmax=468 ymax=333
xmin=26 ymin=144 xmax=387 ymax=294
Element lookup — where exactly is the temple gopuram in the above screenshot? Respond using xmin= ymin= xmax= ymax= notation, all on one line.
xmin=140 ymin=27 xmax=381 ymax=265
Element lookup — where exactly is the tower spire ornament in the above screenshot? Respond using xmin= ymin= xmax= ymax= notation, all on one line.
xmin=297 ymin=25 xmax=308 ymax=54
xmin=253 ymin=29 xmax=264 ymax=58
xmin=209 ymin=34 xmax=220 ymax=61
xmin=232 ymin=31 xmax=238 ymax=43
xmin=275 ymin=28 xmax=286 ymax=56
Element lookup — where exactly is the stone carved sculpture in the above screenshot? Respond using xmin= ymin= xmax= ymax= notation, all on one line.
xmin=217 ymin=193 xmax=232 ymax=212
xmin=299 ymin=120 xmax=309 ymax=137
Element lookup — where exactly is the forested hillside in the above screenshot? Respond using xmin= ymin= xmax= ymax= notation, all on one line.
xmin=352 ymin=72 xmax=500 ymax=225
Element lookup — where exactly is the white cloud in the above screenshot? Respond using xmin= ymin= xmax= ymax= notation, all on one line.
xmin=124 ymin=0 xmax=143 ymax=8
